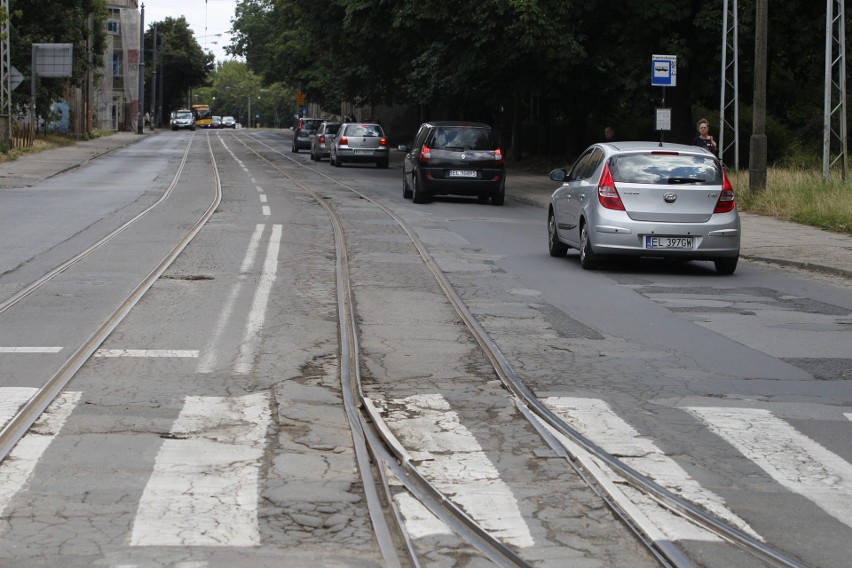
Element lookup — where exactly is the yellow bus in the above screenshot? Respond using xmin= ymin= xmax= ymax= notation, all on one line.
xmin=192 ymin=104 xmax=213 ymax=128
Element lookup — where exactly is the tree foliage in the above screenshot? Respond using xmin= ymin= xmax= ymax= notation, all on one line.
xmin=229 ymin=0 xmax=847 ymax=163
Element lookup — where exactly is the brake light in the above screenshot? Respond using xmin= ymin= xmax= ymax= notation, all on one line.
xmin=379 ymin=137 xmax=387 ymax=146
xmin=714 ymin=169 xmax=736 ymax=213
xmin=495 ymin=148 xmax=504 ymax=164
xmin=598 ymin=163 xmax=625 ymax=210
xmin=339 ymin=136 xmax=348 ymax=145
xmin=419 ymin=144 xmax=431 ymax=164
xmin=319 ymin=135 xmax=325 ymax=143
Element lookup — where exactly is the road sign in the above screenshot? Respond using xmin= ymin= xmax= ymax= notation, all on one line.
xmin=651 ymin=54 xmax=677 ymax=87
xmin=9 ymin=66 xmax=23 ymax=91
xmin=295 ymin=90 xmax=305 ymax=106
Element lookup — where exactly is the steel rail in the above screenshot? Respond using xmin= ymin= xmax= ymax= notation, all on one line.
xmin=232 ymin=131 xmax=533 ymax=568
xmin=0 ymin=133 xmax=222 ymax=463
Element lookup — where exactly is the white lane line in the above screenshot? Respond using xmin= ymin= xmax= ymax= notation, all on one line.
xmin=545 ymin=397 xmax=761 ymax=541
xmin=130 ymin=392 xmax=272 ymax=546
xmin=94 ymin=349 xmax=199 ymax=358
xmin=387 ymin=394 xmax=534 ymax=547
xmin=393 ymin=493 xmax=453 ymax=538
xmin=0 ymin=389 xmax=81 ymax=516
xmin=197 ymin=224 xmax=265 ymax=374
xmin=234 ymin=224 xmax=281 ymax=375
xmin=256 ymin=186 xmax=263 ymax=192
xmin=0 ymin=347 xmax=63 ymax=353
xmin=259 ymin=194 xmax=267 ymax=203
xmin=845 ymin=413 xmax=852 ymax=422
xmin=687 ymin=406 xmax=852 ymax=529
xmin=261 ymin=205 xmax=271 ymax=216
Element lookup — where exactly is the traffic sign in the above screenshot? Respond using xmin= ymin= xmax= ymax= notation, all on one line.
xmin=651 ymin=54 xmax=677 ymax=87
xmin=9 ymin=66 xmax=23 ymax=91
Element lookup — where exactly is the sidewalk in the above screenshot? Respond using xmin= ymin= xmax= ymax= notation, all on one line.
xmin=2 ymin=131 xmax=850 ymax=280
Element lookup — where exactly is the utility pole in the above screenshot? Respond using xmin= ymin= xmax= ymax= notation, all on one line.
xmin=137 ymin=3 xmax=145 ymax=135
xmin=749 ymin=0 xmax=768 ymax=192
xmin=823 ymin=0 xmax=847 ymax=182
xmin=1 ymin=0 xmax=11 ymax=148
xmin=719 ymin=0 xmax=739 ymax=170
xmin=150 ymin=23 xmax=157 ymax=130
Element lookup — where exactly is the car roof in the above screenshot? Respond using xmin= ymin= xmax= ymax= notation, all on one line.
xmin=601 ymin=141 xmax=715 ymax=156
xmin=423 ymin=121 xmax=492 ymax=129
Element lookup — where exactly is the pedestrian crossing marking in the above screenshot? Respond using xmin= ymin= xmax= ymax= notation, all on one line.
xmin=686 ymin=406 xmax=852 ymax=530
xmin=93 ymin=349 xmax=199 ymax=358
xmin=0 ymin=347 xmax=63 ymax=353
xmin=130 ymin=392 xmax=272 ymax=546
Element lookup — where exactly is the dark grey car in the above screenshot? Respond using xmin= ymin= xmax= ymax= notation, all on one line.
xmin=400 ymin=121 xmax=506 ymax=205
xmin=292 ymin=118 xmax=323 ymax=152
xmin=329 ymin=122 xmax=390 ymax=168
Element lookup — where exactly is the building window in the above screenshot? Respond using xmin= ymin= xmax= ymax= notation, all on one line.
xmin=113 ymin=53 xmax=121 ymax=76
xmin=107 ymin=20 xmax=120 ymax=34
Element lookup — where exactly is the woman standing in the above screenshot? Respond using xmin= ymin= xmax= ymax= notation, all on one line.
xmin=693 ymin=118 xmax=718 ymax=154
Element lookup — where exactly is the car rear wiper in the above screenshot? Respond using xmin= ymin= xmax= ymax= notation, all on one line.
xmin=667 ymin=177 xmax=706 ymax=184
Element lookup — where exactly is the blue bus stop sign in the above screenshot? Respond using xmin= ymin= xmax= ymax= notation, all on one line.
xmin=651 ymin=55 xmax=677 ymax=87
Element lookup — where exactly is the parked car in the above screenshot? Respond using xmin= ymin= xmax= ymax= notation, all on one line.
xmin=292 ymin=117 xmax=324 ymax=152
xmin=222 ymin=116 xmax=237 ymax=129
xmin=547 ymin=141 xmax=740 ymax=274
xmin=310 ymin=121 xmax=341 ymax=161
xmin=212 ymin=116 xmax=223 ymax=129
xmin=329 ymin=122 xmax=390 ymax=168
xmin=399 ymin=121 xmax=505 ymax=205
xmin=170 ymin=110 xmax=195 ymax=131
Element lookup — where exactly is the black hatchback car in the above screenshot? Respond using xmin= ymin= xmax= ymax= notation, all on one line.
xmin=292 ymin=117 xmax=324 ymax=152
xmin=400 ymin=121 xmax=505 ymax=205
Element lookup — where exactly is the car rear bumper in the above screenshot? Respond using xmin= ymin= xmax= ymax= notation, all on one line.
xmin=420 ymin=169 xmax=505 ymax=196
xmin=336 ymin=148 xmax=389 ymax=162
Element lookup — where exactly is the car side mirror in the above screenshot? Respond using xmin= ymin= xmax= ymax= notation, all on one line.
xmin=549 ymin=168 xmax=568 ymax=182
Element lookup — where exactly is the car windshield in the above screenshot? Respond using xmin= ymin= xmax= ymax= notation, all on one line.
xmin=325 ymin=124 xmax=341 ymax=134
xmin=609 ymin=153 xmax=722 ymax=185
xmin=344 ymin=124 xmax=384 ymax=137
xmin=176 ymin=112 xmax=192 ymax=120
xmin=430 ymin=127 xmax=493 ymax=150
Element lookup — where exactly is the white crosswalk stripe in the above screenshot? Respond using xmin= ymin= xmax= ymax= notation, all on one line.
xmin=686 ymin=406 xmax=852 ymax=529
xmin=130 ymin=392 xmax=272 ymax=546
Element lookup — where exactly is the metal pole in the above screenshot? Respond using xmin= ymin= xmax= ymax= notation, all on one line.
xmin=247 ymin=94 xmax=251 ymax=128
xmin=137 ymin=3 xmax=145 ymax=134
xmin=150 ymin=24 xmax=157 ymax=130
xmin=824 ymin=0 xmax=833 ymax=181
xmin=839 ymin=0 xmax=848 ymax=181
xmin=749 ymin=0 xmax=768 ymax=192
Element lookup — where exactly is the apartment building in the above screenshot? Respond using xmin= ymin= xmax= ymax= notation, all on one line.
xmin=94 ymin=0 xmax=141 ymax=131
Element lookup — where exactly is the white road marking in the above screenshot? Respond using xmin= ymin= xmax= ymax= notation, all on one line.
xmin=545 ymin=397 xmax=761 ymax=541
xmin=0 ymin=347 xmax=62 ymax=353
xmin=687 ymin=406 xmax=852 ymax=529
xmin=259 ymin=194 xmax=267 ymax=203
xmin=197 ymin=224 xmax=265 ymax=374
xmin=130 ymin=392 xmax=272 ymax=546
xmin=387 ymin=394 xmax=534 ymax=547
xmin=234 ymin=224 xmax=281 ymax=375
xmin=0 ymin=389 xmax=81 ymax=516
xmin=261 ymin=205 xmax=271 ymax=216
xmin=392 ymin=493 xmax=453 ymax=538
xmin=93 ymin=349 xmax=199 ymax=358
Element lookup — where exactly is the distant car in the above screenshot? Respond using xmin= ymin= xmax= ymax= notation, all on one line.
xmin=329 ymin=122 xmax=390 ymax=168
xmin=212 ymin=116 xmax=223 ymax=129
xmin=547 ymin=141 xmax=740 ymax=274
xmin=292 ymin=117 xmax=324 ymax=152
xmin=170 ymin=110 xmax=195 ymax=131
xmin=310 ymin=121 xmax=341 ymax=161
xmin=222 ymin=116 xmax=236 ymax=129
xmin=400 ymin=121 xmax=505 ymax=205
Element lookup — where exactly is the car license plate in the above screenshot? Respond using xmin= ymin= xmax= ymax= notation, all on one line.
xmin=645 ymin=236 xmax=693 ymax=249
xmin=353 ymin=149 xmax=374 ymax=155
xmin=449 ymin=170 xmax=477 ymax=178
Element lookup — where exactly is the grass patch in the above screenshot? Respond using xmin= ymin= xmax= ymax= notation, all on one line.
xmin=0 ymin=130 xmax=116 ymax=163
xmin=731 ymin=168 xmax=852 ymax=235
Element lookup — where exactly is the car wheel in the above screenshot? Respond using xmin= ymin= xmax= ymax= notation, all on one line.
xmin=334 ymin=155 xmax=343 ymax=167
xmin=292 ymin=142 xmax=298 ymax=153
xmin=402 ymin=175 xmax=413 ymax=199
xmin=714 ymin=257 xmax=738 ymax=275
xmin=329 ymin=153 xmax=335 ymax=166
xmin=412 ymin=173 xmax=429 ymax=204
xmin=548 ymin=212 xmax=569 ymax=257
xmin=579 ymin=222 xmax=600 ymax=269
xmin=491 ymin=184 xmax=505 ymax=206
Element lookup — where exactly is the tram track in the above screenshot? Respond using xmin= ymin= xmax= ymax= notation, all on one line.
xmin=0 ymin=134 xmax=222 ymax=461
xmin=233 ymin=130 xmax=807 ymax=568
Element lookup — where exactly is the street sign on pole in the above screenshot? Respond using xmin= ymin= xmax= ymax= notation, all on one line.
xmin=9 ymin=66 xmax=23 ymax=91
xmin=651 ymin=54 xmax=677 ymax=87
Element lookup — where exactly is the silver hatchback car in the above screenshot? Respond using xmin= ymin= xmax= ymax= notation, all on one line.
xmin=329 ymin=122 xmax=390 ymax=168
xmin=547 ymin=141 xmax=740 ymax=274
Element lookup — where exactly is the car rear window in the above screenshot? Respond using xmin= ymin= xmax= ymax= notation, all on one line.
xmin=344 ymin=124 xmax=385 ymax=137
xmin=609 ymin=153 xmax=722 ymax=185
xmin=325 ymin=124 xmax=341 ymax=134
xmin=430 ymin=127 xmax=493 ymax=150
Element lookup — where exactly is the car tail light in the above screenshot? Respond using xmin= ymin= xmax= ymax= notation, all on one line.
xmin=714 ymin=169 xmax=736 ymax=213
xmin=379 ymin=137 xmax=387 ymax=146
xmin=339 ymin=136 xmax=348 ymax=145
xmin=319 ymin=135 xmax=325 ymax=143
xmin=598 ymin=164 xmax=625 ymax=210
xmin=419 ymin=144 xmax=431 ymax=164
xmin=495 ymin=148 xmax=504 ymax=164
